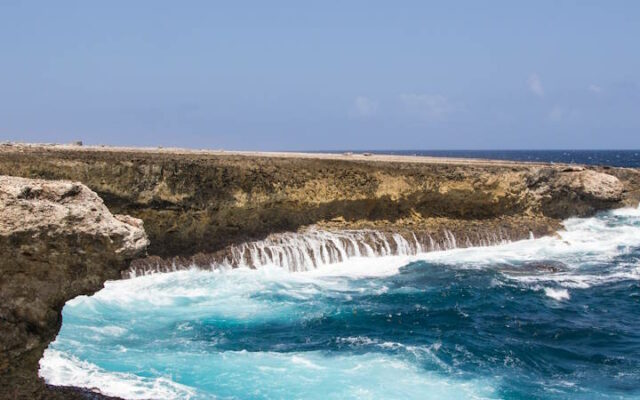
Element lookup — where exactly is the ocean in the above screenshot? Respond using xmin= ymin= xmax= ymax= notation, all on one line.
xmin=40 ymin=206 xmax=640 ymax=399
xmin=324 ymin=150 xmax=640 ymax=168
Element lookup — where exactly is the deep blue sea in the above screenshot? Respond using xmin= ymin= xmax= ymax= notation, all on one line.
xmin=40 ymin=207 xmax=640 ymax=399
xmin=326 ymin=150 xmax=640 ymax=168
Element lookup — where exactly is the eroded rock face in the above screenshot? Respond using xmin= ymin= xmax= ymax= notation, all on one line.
xmin=568 ymin=169 xmax=624 ymax=202
xmin=0 ymin=146 xmax=636 ymax=261
xmin=528 ymin=168 xmax=626 ymax=218
xmin=0 ymin=176 xmax=148 ymax=399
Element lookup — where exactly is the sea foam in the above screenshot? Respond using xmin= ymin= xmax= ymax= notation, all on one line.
xmin=39 ymin=206 xmax=640 ymax=399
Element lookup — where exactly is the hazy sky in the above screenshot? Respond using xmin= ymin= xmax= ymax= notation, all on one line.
xmin=1 ymin=1 xmax=639 ymax=150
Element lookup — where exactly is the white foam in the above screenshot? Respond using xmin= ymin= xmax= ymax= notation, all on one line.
xmin=64 ymin=208 xmax=640 ymax=329
xmin=86 ymin=258 xmax=414 ymax=314
xmin=411 ymin=207 xmax=640 ymax=289
xmin=337 ymin=336 xmax=380 ymax=346
xmin=506 ymin=264 xmax=640 ymax=289
xmin=113 ymin=207 xmax=640 ymax=291
xmin=41 ymin=347 xmax=498 ymax=399
xmin=303 ymin=254 xmax=416 ymax=278
xmin=610 ymin=203 xmax=640 ymax=217
xmin=86 ymin=325 xmax=127 ymax=336
xmin=544 ymin=288 xmax=570 ymax=301
xmin=203 ymin=350 xmax=496 ymax=399
xmin=39 ymin=349 xmax=196 ymax=400
xmin=291 ymin=355 xmax=326 ymax=370
xmin=41 ymin=206 xmax=640 ymax=398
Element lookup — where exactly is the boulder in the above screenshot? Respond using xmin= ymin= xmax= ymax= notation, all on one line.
xmin=529 ymin=168 xmax=624 ymax=217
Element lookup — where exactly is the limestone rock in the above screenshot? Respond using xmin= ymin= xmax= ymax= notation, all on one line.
xmin=0 ymin=145 xmax=637 ymax=260
xmin=528 ymin=168 xmax=625 ymax=217
xmin=557 ymin=169 xmax=623 ymax=202
xmin=0 ymin=176 xmax=148 ymax=399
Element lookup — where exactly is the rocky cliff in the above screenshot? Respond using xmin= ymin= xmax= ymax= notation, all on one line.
xmin=1 ymin=144 xmax=638 ymax=273
xmin=0 ymin=175 xmax=148 ymax=399
xmin=1 ymin=144 xmax=639 ymax=397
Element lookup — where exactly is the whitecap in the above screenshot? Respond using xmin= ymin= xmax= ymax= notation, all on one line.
xmin=86 ymin=325 xmax=127 ymax=336
xmin=40 ymin=206 xmax=640 ymax=399
xmin=544 ymin=287 xmax=570 ymax=301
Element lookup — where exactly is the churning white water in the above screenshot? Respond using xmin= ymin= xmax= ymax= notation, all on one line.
xmin=127 ymin=227 xmax=518 ymax=277
xmin=40 ymin=205 xmax=640 ymax=399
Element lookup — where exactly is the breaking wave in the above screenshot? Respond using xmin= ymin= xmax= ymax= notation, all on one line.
xmin=41 ymin=206 xmax=640 ymax=399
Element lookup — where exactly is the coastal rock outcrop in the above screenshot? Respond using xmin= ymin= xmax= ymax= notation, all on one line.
xmin=1 ymin=145 xmax=636 ymax=262
xmin=0 ymin=176 xmax=148 ymax=399
xmin=528 ymin=167 xmax=625 ymax=218
xmin=0 ymin=144 xmax=637 ymax=275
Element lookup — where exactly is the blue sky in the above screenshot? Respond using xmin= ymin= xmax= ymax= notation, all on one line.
xmin=1 ymin=1 xmax=639 ymax=150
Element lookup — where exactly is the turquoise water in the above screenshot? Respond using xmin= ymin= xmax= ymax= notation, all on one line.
xmin=41 ymin=207 xmax=640 ymax=399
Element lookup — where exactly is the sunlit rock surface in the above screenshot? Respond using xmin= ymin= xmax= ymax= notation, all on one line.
xmin=0 ymin=144 xmax=636 ymax=265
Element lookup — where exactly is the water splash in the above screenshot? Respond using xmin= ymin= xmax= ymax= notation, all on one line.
xmin=41 ymin=207 xmax=640 ymax=399
xmin=127 ymin=227 xmax=518 ymax=277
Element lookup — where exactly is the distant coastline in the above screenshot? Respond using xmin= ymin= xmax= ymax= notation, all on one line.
xmin=312 ymin=150 xmax=640 ymax=168
xmin=4 ymin=142 xmax=640 ymax=168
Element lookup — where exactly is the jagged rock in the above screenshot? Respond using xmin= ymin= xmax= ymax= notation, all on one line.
xmin=500 ymin=260 xmax=568 ymax=275
xmin=529 ymin=168 xmax=625 ymax=217
xmin=0 ymin=176 xmax=148 ymax=399
xmin=558 ymin=169 xmax=623 ymax=202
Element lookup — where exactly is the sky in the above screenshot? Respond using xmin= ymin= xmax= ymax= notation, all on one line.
xmin=1 ymin=1 xmax=639 ymax=150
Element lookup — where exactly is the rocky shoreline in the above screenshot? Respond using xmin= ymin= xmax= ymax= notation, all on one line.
xmin=125 ymin=216 xmax=562 ymax=277
xmin=1 ymin=143 xmax=640 ymax=398
xmin=0 ymin=176 xmax=147 ymax=399
xmin=1 ymin=144 xmax=638 ymax=260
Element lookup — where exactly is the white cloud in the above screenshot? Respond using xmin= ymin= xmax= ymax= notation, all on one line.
xmin=588 ymin=84 xmax=602 ymax=94
xmin=528 ymin=73 xmax=544 ymax=97
xmin=399 ymin=93 xmax=453 ymax=120
xmin=351 ymin=96 xmax=378 ymax=117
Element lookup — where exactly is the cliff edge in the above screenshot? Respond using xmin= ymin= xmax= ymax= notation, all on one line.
xmin=0 ymin=176 xmax=148 ymax=399
xmin=0 ymin=144 xmax=637 ymax=268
